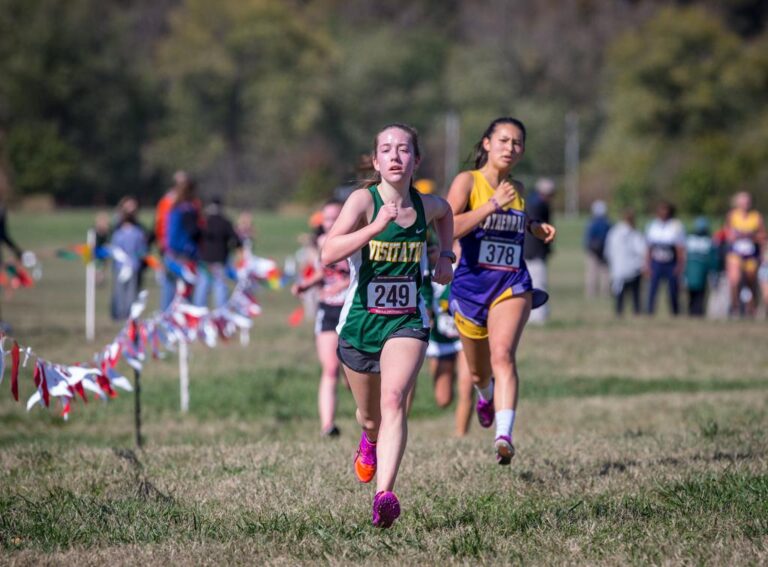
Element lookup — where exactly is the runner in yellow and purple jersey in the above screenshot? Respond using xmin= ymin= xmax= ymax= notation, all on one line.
xmin=450 ymin=169 xmax=548 ymax=334
xmin=447 ymin=117 xmax=556 ymax=465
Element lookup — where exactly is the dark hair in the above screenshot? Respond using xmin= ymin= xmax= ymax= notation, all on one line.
xmin=355 ymin=153 xmax=374 ymax=178
xmin=312 ymin=223 xmax=324 ymax=246
xmin=176 ymin=179 xmax=197 ymax=203
xmin=120 ymin=210 xmax=137 ymax=226
xmin=358 ymin=123 xmax=421 ymax=189
xmin=473 ymin=117 xmax=527 ymax=169
xmin=657 ymin=200 xmax=676 ymax=219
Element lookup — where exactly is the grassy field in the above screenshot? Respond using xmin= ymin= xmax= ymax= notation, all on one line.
xmin=0 ymin=209 xmax=766 ymax=565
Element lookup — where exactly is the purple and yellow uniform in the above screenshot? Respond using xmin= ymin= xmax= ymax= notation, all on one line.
xmin=726 ymin=210 xmax=764 ymax=273
xmin=450 ymin=171 xmax=548 ymax=339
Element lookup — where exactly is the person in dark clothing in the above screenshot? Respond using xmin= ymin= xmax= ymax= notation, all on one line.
xmin=0 ymin=205 xmax=25 ymax=331
xmin=193 ymin=196 xmax=242 ymax=308
xmin=0 ymin=207 xmax=23 ymax=265
xmin=92 ymin=212 xmax=111 ymax=286
xmin=524 ymin=178 xmax=555 ymax=323
xmin=645 ymin=201 xmax=686 ymax=315
xmin=583 ymin=200 xmax=611 ymax=298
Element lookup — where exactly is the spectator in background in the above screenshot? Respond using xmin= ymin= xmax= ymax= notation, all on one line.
xmin=93 ymin=211 xmax=111 ymax=286
xmin=166 ymin=179 xmax=201 ymax=302
xmin=723 ymin=191 xmax=766 ymax=318
xmin=0 ymin=204 xmax=23 ymax=266
xmin=684 ymin=217 xmax=718 ymax=317
xmin=292 ymin=214 xmax=324 ymax=322
xmin=0 ymin=201 xmax=25 ymax=332
xmin=292 ymin=199 xmax=350 ymax=437
xmin=605 ymin=208 xmax=646 ymax=316
xmin=583 ymin=199 xmax=611 ymax=299
xmin=646 ymin=201 xmax=686 ymax=316
xmin=194 ymin=196 xmax=242 ymax=308
xmin=236 ymin=211 xmax=254 ymax=254
xmin=155 ymin=171 xmax=187 ymax=309
xmin=109 ymin=200 xmax=148 ymax=320
xmin=706 ymin=224 xmax=731 ymax=319
xmin=154 ymin=171 xmax=187 ymax=251
xmin=115 ymin=196 xmax=152 ymax=290
xmin=524 ymin=177 xmax=555 ymax=324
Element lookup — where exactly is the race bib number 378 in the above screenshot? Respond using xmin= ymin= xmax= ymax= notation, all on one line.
xmin=733 ymin=238 xmax=756 ymax=257
xmin=478 ymin=239 xmax=522 ymax=271
xmin=367 ymin=276 xmax=417 ymax=314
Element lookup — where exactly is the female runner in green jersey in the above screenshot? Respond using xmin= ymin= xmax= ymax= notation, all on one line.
xmin=321 ymin=123 xmax=453 ymax=528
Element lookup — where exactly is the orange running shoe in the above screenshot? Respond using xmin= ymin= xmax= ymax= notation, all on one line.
xmin=354 ymin=431 xmax=377 ymax=483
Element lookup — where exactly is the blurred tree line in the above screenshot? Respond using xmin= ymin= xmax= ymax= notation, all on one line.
xmin=0 ymin=0 xmax=766 ymax=213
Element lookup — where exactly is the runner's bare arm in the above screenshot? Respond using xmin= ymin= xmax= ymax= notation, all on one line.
xmin=447 ymin=172 xmax=492 ymax=239
xmin=292 ymin=269 xmax=325 ymax=295
xmin=757 ymin=214 xmax=767 ymax=246
xmin=321 ymin=189 xmax=396 ymax=266
xmin=423 ymin=194 xmax=454 ymax=285
xmin=529 ymin=221 xmax=557 ymax=244
xmin=447 ymin=172 xmax=518 ymax=239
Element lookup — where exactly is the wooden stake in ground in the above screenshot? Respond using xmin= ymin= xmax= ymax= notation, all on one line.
xmin=85 ymin=229 xmax=96 ymax=342
xmin=131 ymin=320 xmax=143 ymax=448
xmin=133 ymin=365 xmax=143 ymax=448
xmin=179 ymin=340 xmax=189 ymax=413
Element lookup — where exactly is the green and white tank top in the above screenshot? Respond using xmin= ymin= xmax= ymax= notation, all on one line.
xmin=337 ymin=185 xmax=429 ymax=353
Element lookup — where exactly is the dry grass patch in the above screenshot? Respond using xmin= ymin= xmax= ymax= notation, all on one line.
xmin=3 ymin=391 xmax=767 ymax=564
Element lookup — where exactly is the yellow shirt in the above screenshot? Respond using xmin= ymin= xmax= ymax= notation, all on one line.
xmin=467 ymin=170 xmax=526 ymax=213
xmin=729 ymin=210 xmax=762 ymax=235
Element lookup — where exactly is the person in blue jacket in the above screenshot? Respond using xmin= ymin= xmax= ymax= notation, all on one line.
xmin=166 ymin=179 xmax=201 ymax=302
xmin=584 ymin=200 xmax=611 ymax=299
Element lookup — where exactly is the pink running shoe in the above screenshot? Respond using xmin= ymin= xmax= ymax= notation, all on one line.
xmin=354 ymin=432 xmax=377 ymax=483
xmin=495 ymin=435 xmax=515 ymax=465
xmin=476 ymin=381 xmax=495 ymax=428
xmin=372 ymin=491 xmax=401 ymax=528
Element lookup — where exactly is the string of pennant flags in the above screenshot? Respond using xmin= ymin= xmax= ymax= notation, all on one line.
xmin=0 ymin=254 xmax=282 ymax=420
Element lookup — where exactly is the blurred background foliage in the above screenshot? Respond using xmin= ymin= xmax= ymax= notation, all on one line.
xmin=0 ymin=0 xmax=766 ymax=212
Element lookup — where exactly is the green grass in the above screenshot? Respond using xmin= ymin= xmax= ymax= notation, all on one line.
xmin=523 ymin=375 xmax=768 ymax=399
xmin=3 ymin=459 xmax=766 ymax=562
xmin=0 ymin=209 xmax=767 ymax=564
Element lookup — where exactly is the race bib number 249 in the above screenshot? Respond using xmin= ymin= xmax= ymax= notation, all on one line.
xmin=367 ymin=276 xmax=417 ymax=314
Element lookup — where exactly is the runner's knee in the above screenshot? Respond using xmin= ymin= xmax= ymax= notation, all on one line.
xmin=489 ymin=347 xmax=516 ymax=373
xmin=380 ymin=389 xmax=407 ymax=414
xmin=321 ymin=361 xmax=339 ymax=379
